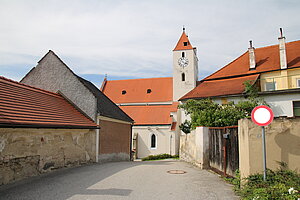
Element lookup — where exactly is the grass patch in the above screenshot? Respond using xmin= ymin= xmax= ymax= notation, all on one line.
xmin=141 ymin=154 xmax=179 ymax=161
xmin=225 ymin=164 xmax=300 ymax=200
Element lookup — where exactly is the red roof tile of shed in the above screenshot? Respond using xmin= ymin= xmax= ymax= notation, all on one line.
xmin=204 ymin=40 xmax=300 ymax=80
xmin=0 ymin=76 xmax=98 ymax=128
xmin=102 ymin=77 xmax=173 ymax=104
xmin=120 ymin=103 xmax=178 ymax=125
xmin=180 ymin=74 xmax=259 ymax=100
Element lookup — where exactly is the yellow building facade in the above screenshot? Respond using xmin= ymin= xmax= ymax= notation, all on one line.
xmin=260 ymin=68 xmax=300 ymax=91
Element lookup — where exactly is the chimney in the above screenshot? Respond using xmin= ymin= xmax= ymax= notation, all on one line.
xmin=278 ymin=28 xmax=287 ymax=69
xmin=248 ymin=40 xmax=256 ymax=70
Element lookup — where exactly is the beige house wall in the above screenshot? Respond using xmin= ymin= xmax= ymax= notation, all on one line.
xmin=0 ymin=128 xmax=96 ymax=185
xmin=238 ymin=118 xmax=300 ymax=179
xmin=179 ymin=127 xmax=209 ymax=169
xmin=260 ymin=68 xmax=300 ymax=91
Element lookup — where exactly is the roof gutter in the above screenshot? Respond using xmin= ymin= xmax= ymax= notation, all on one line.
xmin=0 ymin=124 xmax=100 ymax=129
xmin=180 ymin=88 xmax=300 ymax=102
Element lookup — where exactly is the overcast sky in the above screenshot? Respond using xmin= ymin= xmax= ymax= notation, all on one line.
xmin=1 ymin=0 xmax=300 ymax=87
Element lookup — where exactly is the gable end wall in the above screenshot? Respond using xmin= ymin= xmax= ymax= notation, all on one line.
xmin=21 ymin=53 xmax=97 ymax=120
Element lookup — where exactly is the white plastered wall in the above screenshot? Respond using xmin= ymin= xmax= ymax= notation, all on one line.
xmin=214 ymin=93 xmax=300 ymax=117
xmin=133 ymin=126 xmax=177 ymax=159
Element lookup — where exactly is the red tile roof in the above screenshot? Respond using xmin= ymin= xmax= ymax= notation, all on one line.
xmin=173 ymin=31 xmax=193 ymax=51
xmin=102 ymin=77 xmax=173 ymax=104
xmin=181 ymin=40 xmax=300 ymax=100
xmin=204 ymin=40 xmax=300 ymax=80
xmin=180 ymin=74 xmax=259 ymax=100
xmin=0 ymin=76 xmax=98 ymax=128
xmin=120 ymin=103 xmax=178 ymax=125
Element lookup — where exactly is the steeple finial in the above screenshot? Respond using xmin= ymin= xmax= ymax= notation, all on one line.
xmin=183 ymin=25 xmax=185 ymax=32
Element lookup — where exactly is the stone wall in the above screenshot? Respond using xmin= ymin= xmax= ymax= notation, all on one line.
xmin=238 ymin=118 xmax=300 ymax=179
xmin=179 ymin=127 xmax=209 ymax=169
xmin=0 ymin=128 xmax=96 ymax=185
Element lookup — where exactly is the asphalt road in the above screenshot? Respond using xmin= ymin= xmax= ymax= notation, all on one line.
xmin=0 ymin=160 xmax=239 ymax=200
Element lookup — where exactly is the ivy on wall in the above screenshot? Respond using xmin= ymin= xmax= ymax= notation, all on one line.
xmin=179 ymin=81 xmax=266 ymax=130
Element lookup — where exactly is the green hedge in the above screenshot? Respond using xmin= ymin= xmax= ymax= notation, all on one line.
xmin=142 ymin=154 xmax=179 ymax=161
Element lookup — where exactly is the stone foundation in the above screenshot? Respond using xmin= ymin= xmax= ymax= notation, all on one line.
xmin=0 ymin=128 xmax=96 ymax=185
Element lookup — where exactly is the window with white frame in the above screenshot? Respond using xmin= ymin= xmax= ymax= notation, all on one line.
xmin=265 ymin=81 xmax=276 ymax=91
xmin=293 ymin=101 xmax=300 ymax=117
xmin=151 ymin=134 xmax=156 ymax=149
xmin=297 ymin=79 xmax=300 ymax=88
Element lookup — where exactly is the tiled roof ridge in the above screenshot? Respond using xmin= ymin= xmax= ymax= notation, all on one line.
xmin=202 ymin=71 xmax=262 ymax=82
xmin=106 ymin=77 xmax=172 ymax=82
xmin=100 ymin=77 xmax=107 ymax=92
xmin=204 ymin=51 xmax=248 ymax=81
xmin=0 ymin=76 xmax=63 ymax=99
xmin=204 ymin=39 xmax=300 ymax=81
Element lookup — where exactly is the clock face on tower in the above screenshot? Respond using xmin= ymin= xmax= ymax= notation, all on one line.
xmin=178 ymin=57 xmax=189 ymax=68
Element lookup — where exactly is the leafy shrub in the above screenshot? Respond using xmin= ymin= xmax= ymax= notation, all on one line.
xmin=225 ymin=166 xmax=300 ymax=200
xmin=142 ymin=154 xmax=179 ymax=161
xmin=179 ymin=99 xmax=257 ymax=128
xmin=179 ymin=120 xmax=191 ymax=134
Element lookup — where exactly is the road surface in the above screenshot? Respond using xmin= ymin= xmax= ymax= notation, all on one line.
xmin=0 ymin=160 xmax=238 ymax=200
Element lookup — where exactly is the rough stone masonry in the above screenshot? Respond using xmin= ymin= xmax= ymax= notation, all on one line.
xmin=0 ymin=128 xmax=96 ymax=185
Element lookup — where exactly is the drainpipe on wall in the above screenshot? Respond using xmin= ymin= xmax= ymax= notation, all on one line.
xmin=278 ymin=28 xmax=287 ymax=69
xmin=96 ymin=117 xmax=99 ymax=163
xmin=248 ymin=40 xmax=256 ymax=70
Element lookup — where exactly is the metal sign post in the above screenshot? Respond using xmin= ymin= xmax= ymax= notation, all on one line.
xmin=251 ymin=105 xmax=274 ymax=181
xmin=262 ymin=126 xmax=267 ymax=181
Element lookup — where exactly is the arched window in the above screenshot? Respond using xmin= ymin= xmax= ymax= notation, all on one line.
xmin=182 ymin=73 xmax=185 ymax=81
xmin=151 ymin=134 xmax=156 ymax=148
xmin=182 ymin=52 xmax=185 ymax=57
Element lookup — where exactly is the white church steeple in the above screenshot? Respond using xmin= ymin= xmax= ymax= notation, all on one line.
xmin=173 ymin=28 xmax=198 ymax=101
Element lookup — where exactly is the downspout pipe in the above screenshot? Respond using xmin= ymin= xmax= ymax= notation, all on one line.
xmin=96 ymin=117 xmax=100 ymax=163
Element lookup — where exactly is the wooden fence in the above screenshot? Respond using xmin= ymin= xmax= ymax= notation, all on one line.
xmin=208 ymin=126 xmax=239 ymax=177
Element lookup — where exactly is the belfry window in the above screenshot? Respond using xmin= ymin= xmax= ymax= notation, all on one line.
xmin=151 ymin=134 xmax=156 ymax=148
xmin=182 ymin=52 xmax=185 ymax=57
xmin=147 ymin=89 xmax=152 ymax=93
xmin=182 ymin=73 xmax=185 ymax=81
xmin=122 ymin=90 xmax=126 ymax=95
xmin=183 ymin=42 xmax=188 ymax=46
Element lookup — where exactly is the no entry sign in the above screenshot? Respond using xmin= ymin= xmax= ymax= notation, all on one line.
xmin=251 ymin=105 xmax=274 ymax=181
xmin=251 ymin=105 xmax=274 ymax=126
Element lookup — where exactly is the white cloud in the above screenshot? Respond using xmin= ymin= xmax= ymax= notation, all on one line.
xmin=0 ymin=0 xmax=300 ymax=81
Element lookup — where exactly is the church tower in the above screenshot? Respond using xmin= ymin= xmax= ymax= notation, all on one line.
xmin=173 ymin=28 xmax=198 ymax=101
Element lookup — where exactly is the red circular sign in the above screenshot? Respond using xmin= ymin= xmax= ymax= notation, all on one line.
xmin=251 ymin=105 xmax=274 ymax=126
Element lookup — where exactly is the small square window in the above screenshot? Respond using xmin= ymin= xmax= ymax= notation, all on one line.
xmin=293 ymin=101 xmax=300 ymax=116
xmin=265 ymin=82 xmax=276 ymax=91
xmin=297 ymin=79 xmax=300 ymax=88
xmin=183 ymin=42 xmax=188 ymax=46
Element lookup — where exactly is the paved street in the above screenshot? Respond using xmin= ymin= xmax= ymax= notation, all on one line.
xmin=0 ymin=160 xmax=238 ymax=200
